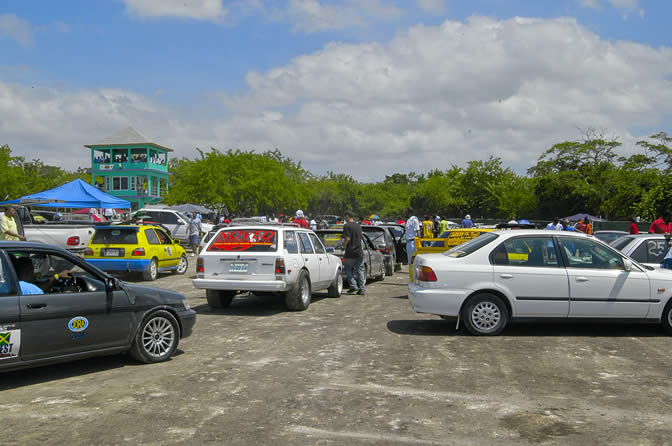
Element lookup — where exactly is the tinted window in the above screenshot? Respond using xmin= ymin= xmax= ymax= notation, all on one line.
xmin=492 ymin=237 xmax=560 ymax=267
xmin=443 ymin=233 xmax=498 ymax=258
xmin=161 ymin=212 xmax=178 ymax=225
xmin=8 ymin=251 xmax=104 ymax=293
xmin=363 ymin=229 xmax=385 ymax=244
xmin=610 ymin=236 xmax=635 ymax=251
xmin=297 ymin=232 xmax=314 ymax=254
xmin=92 ymin=228 xmax=138 ymax=244
xmin=155 ymin=229 xmax=171 ymax=244
xmin=207 ymin=229 xmax=278 ymax=252
xmin=309 ymin=233 xmax=326 ymax=254
xmin=632 ymin=239 xmax=668 ymax=264
xmin=284 ymin=231 xmax=298 ymax=254
xmin=145 ymin=228 xmax=160 ymax=245
xmin=559 ymin=238 xmax=624 ymax=269
xmin=0 ymin=255 xmax=15 ymax=296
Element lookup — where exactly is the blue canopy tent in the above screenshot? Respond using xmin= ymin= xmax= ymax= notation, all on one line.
xmin=0 ymin=179 xmax=130 ymax=209
xmin=565 ymin=213 xmax=605 ymax=222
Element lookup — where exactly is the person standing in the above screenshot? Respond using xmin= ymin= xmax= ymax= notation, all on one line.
xmin=649 ymin=210 xmax=672 ymax=234
xmin=293 ymin=210 xmax=310 ymax=229
xmin=422 ymin=215 xmax=434 ymax=238
xmin=342 ymin=211 xmax=365 ymax=295
xmin=187 ymin=212 xmax=202 ymax=257
xmin=629 ymin=217 xmax=640 ymax=234
xmin=439 ymin=217 xmax=449 ymax=234
xmin=0 ymin=206 xmax=25 ymax=241
xmin=584 ymin=217 xmax=593 ymax=235
xmin=545 ymin=218 xmax=562 ymax=230
xmin=405 ymin=209 xmax=421 ymax=266
xmin=461 ymin=214 xmax=473 ymax=228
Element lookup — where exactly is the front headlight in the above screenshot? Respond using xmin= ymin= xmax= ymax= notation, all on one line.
xmin=182 ymin=299 xmax=191 ymax=311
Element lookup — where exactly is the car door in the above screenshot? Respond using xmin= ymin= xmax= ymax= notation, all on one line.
xmin=557 ymin=237 xmax=651 ymax=318
xmin=297 ymin=232 xmax=320 ymax=284
xmin=154 ymin=228 xmax=179 ymax=270
xmin=0 ymin=252 xmax=21 ymax=367
xmin=363 ymin=235 xmax=382 ymax=277
xmin=309 ymin=232 xmax=331 ymax=288
xmin=143 ymin=228 xmax=165 ymax=264
xmin=12 ymin=249 xmax=134 ymax=360
xmin=491 ymin=235 xmax=570 ymax=317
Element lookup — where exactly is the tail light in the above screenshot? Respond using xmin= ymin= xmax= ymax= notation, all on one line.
xmin=275 ymin=258 xmax=286 ymax=274
xmin=415 ymin=265 xmax=438 ymax=282
xmin=84 ymin=248 xmax=94 ymax=256
xmin=67 ymin=236 xmax=80 ymax=246
xmin=132 ymin=247 xmax=145 ymax=256
xmin=197 ymin=257 xmax=204 ymax=273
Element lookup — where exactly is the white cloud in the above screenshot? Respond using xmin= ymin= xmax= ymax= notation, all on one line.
xmin=0 ymin=14 xmax=32 ymax=47
xmin=2 ymin=16 xmax=672 ymax=181
xmin=580 ymin=0 xmax=600 ymax=9
xmin=608 ymin=0 xmax=638 ymax=8
xmin=280 ymin=0 xmax=401 ymax=33
xmin=417 ymin=0 xmax=445 ymax=13
xmin=123 ymin=0 xmax=228 ymax=22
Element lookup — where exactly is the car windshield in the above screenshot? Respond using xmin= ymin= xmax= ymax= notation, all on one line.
xmin=443 ymin=232 xmax=499 ymax=258
xmin=207 ymin=229 xmax=278 ymax=252
xmin=610 ymin=236 xmax=635 ymax=250
xmin=177 ymin=212 xmax=190 ymax=222
xmin=91 ymin=228 xmax=139 ymax=244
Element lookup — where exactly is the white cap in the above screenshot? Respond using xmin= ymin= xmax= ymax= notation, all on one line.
xmin=296 ymin=210 xmax=304 ymax=218
xmin=465 ymin=214 xmax=471 ymax=220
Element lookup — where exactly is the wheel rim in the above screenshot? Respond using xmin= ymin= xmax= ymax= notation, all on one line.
xmin=668 ymin=308 xmax=672 ymax=328
xmin=336 ymin=273 xmax=343 ymax=293
xmin=177 ymin=256 xmax=187 ymax=273
xmin=150 ymin=260 xmax=157 ymax=278
xmin=471 ymin=301 xmax=501 ymax=332
xmin=300 ymin=277 xmax=310 ymax=304
xmin=142 ymin=316 xmax=176 ymax=358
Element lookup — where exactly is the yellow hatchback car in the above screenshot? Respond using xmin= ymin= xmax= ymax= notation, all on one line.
xmin=84 ymin=225 xmax=188 ymax=281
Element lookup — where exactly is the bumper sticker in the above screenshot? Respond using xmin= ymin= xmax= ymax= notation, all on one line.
xmin=0 ymin=330 xmax=20 ymax=359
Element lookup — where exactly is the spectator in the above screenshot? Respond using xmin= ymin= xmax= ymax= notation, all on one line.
xmin=342 ymin=211 xmax=365 ymax=295
xmin=461 ymin=214 xmax=474 ymax=228
xmin=649 ymin=210 xmax=672 ymax=234
xmin=439 ymin=217 xmax=449 ymax=234
xmin=584 ymin=217 xmax=593 ymax=235
xmin=187 ymin=212 xmax=202 ymax=256
xmin=422 ymin=215 xmax=434 ymax=238
xmin=309 ymin=217 xmax=317 ymax=231
xmin=0 ymin=206 xmax=25 ymax=241
xmin=293 ymin=210 xmax=310 ymax=229
xmin=630 ymin=216 xmax=640 ymax=234
xmin=405 ymin=209 xmax=421 ymax=265
xmin=562 ymin=218 xmax=575 ymax=231
xmin=11 ymin=256 xmax=71 ymax=295
xmin=545 ymin=218 xmax=562 ymax=230
xmin=396 ymin=217 xmax=406 ymax=225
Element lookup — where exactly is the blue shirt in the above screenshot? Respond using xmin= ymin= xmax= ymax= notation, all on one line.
xmin=461 ymin=219 xmax=473 ymax=228
xmin=20 ymin=281 xmax=43 ymax=295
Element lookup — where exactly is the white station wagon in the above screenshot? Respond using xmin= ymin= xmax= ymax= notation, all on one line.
xmin=409 ymin=230 xmax=672 ymax=335
xmin=193 ymin=225 xmax=343 ymax=311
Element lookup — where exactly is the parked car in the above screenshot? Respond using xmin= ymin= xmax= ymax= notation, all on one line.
xmin=132 ymin=208 xmax=213 ymax=244
xmin=408 ymin=230 xmax=672 ymax=336
xmin=193 ymin=225 xmax=343 ymax=311
xmin=594 ymin=230 xmax=628 ymax=244
xmin=361 ymin=225 xmax=400 ymax=276
xmin=610 ymin=234 xmax=670 ymax=269
xmin=315 ymin=229 xmax=386 ymax=282
xmin=0 ymin=241 xmax=196 ymax=372
xmin=381 ymin=224 xmax=407 ymax=266
xmin=84 ymin=225 xmax=188 ymax=281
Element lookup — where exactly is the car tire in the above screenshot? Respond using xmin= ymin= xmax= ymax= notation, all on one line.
xmin=174 ymin=255 xmax=188 ymax=275
xmin=206 ymin=289 xmax=234 ymax=308
xmin=363 ymin=263 xmax=368 ymax=283
xmin=375 ymin=261 xmax=385 ymax=281
xmin=662 ymin=301 xmax=672 ymax=334
xmin=462 ymin=293 xmax=508 ymax=336
xmin=285 ymin=270 xmax=311 ymax=311
xmin=129 ymin=310 xmax=180 ymax=363
xmin=142 ymin=258 xmax=159 ymax=281
xmin=327 ymin=269 xmax=343 ymax=298
xmin=385 ymin=257 xmax=394 ymax=276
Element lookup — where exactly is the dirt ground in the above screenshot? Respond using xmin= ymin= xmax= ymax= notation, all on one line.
xmin=2 ymin=261 xmax=672 ymax=445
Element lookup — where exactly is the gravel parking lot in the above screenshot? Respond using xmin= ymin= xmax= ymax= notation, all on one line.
xmin=2 ymin=262 xmax=672 ymax=445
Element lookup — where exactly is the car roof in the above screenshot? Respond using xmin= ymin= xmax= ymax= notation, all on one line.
xmin=594 ymin=230 xmax=628 ymax=234
xmin=617 ymin=233 xmax=663 ymax=238
xmin=490 ymin=229 xmax=593 ymax=238
xmin=0 ymin=241 xmax=70 ymax=251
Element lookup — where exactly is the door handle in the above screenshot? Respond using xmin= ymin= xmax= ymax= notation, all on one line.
xmin=27 ymin=303 xmax=47 ymax=309
xmin=500 ymin=273 xmax=513 ymax=279
xmin=576 ymin=276 xmax=589 ymax=282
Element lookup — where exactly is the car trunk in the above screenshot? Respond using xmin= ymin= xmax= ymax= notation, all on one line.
xmin=203 ymin=228 xmax=280 ymax=281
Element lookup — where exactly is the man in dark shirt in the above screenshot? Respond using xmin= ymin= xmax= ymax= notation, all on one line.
xmin=342 ymin=211 xmax=365 ymax=295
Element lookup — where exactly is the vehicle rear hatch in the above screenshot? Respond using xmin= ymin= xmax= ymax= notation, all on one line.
xmin=202 ymin=228 xmax=279 ymax=281
xmin=88 ymin=227 xmax=139 ymax=258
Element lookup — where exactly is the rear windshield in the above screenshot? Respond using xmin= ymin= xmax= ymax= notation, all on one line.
xmin=431 ymin=230 xmax=486 ymax=247
xmin=207 ymin=229 xmax=278 ymax=252
xmin=443 ymin=232 xmax=499 ymax=258
xmin=609 ymin=236 xmax=635 ymax=250
xmin=319 ymin=232 xmax=344 ymax=250
xmin=362 ymin=229 xmax=385 ymax=243
xmin=92 ymin=229 xmax=138 ymax=244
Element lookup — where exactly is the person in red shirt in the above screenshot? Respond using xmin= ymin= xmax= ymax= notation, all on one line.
xmin=649 ymin=210 xmax=672 ymax=234
xmin=629 ymin=217 xmax=640 ymax=234
xmin=293 ymin=210 xmax=310 ymax=229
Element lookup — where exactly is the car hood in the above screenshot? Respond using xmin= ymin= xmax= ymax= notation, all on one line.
xmin=121 ymin=282 xmax=186 ymax=306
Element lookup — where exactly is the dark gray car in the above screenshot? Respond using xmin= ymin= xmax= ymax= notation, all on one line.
xmin=0 ymin=241 xmax=196 ymax=372
xmin=361 ymin=225 xmax=400 ymax=276
xmin=315 ymin=230 xmax=385 ymax=281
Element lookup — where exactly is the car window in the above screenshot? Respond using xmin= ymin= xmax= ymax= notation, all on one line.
xmin=92 ymin=228 xmax=138 ymax=244
xmin=491 ymin=237 xmax=560 ymax=267
xmin=610 ymin=236 xmax=634 ymax=250
xmin=443 ymin=233 xmax=499 ymax=258
xmin=145 ymin=228 xmax=160 ymax=245
xmin=297 ymin=232 xmax=314 ymax=254
xmin=284 ymin=231 xmax=298 ymax=254
xmin=0 ymin=255 xmax=16 ymax=296
xmin=161 ymin=212 xmax=178 ymax=225
xmin=363 ymin=229 xmax=385 ymax=243
xmin=207 ymin=229 xmax=278 ymax=252
xmin=154 ymin=229 xmax=171 ymax=245
xmin=309 ymin=233 xmax=326 ymax=254
xmin=559 ymin=238 xmax=624 ymax=270
xmin=632 ymin=239 xmax=668 ymax=264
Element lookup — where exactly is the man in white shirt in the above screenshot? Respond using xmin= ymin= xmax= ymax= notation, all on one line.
xmin=545 ymin=218 xmax=563 ymax=230
xmin=405 ymin=210 xmax=421 ymax=266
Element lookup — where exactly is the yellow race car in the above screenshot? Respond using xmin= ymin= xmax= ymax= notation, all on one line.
xmin=84 ymin=224 xmax=188 ymax=281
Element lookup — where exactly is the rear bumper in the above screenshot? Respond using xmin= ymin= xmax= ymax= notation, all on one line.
xmin=408 ymin=282 xmax=471 ymax=317
xmin=85 ymin=258 xmax=151 ymax=272
xmin=178 ymin=310 xmax=197 ymax=338
xmin=192 ymin=278 xmax=290 ymax=292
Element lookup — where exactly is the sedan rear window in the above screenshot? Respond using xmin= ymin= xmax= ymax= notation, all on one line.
xmin=207 ymin=229 xmax=278 ymax=252
xmin=443 ymin=233 xmax=499 ymax=258
xmin=609 ymin=236 xmax=635 ymax=251
xmin=92 ymin=229 xmax=139 ymax=244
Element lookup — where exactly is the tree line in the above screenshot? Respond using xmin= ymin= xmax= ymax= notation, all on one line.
xmin=2 ymin=130 xmax=670 ymax=221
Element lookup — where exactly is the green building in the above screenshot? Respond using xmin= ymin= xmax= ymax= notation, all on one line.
xmin=85 ymin=127 xmax=172 ymax=210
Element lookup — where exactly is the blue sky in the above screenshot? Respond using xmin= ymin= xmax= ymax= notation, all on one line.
xmin=1 ymin=0 xmax=670 ymax=179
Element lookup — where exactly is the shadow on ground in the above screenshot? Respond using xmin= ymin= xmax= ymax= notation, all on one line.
xmin=193 ymin=291 xmax=331 ymax=316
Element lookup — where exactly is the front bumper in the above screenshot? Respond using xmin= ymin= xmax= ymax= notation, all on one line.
xmin=192 ymin=278 xmax=290 ymax=292
xmin=408 ymin=282 xmax=471 ymax=317
xmin=85 ymin=258 xmax=151 ymax=272
xmin=178 ymin=310 xmax=197 ymax=338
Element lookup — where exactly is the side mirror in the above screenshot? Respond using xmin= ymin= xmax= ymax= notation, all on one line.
xmin=326 ymin=247 xmax=335 ymax=253
xmin=173 ymin=239 xmax=180 ymax=245
xmin=624 ymin=258 xmax=633 ymax=272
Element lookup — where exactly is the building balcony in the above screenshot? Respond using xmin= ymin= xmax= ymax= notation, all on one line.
xmin=92 ymin=160 xmax=168 ymax=172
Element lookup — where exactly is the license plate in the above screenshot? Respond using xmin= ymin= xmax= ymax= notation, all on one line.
xmin=229 ymin=262 xmax=248 ymax=273
xmin=105 ymin=249 xmax=120 ymax=256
